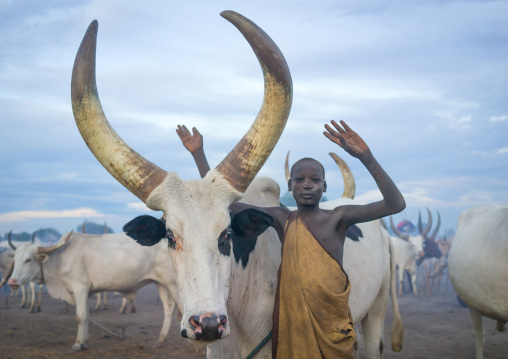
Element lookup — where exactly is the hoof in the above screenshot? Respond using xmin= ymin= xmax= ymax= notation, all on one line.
xmin=71 ymin=343 xmax=87 ymax=352
xmin=151 ymin=341 xmax=163 ymax=349
xmin=131 ymin=308 xmax=137 ymax=314
xmin=37 ymin=308 xmax=41 ymax=312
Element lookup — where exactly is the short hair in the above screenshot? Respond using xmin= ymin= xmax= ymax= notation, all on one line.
xmin=290 ymin=157 xmax=325 ymax=179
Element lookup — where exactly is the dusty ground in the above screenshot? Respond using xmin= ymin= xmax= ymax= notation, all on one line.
xmin=0 ymin=278 xmax=506 ymax=359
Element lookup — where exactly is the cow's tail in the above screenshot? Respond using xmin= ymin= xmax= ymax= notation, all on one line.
xmin=388 ymin=235 xmax=403 ymax=352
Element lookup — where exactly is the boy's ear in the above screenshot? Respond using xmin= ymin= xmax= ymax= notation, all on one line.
xmin=287 ymin=179 xmax=292 ymax=192
xmin=123 ymin=215 xmax=167 ymax=247
xmin=323 ymin=180 xmax=327 ymax=192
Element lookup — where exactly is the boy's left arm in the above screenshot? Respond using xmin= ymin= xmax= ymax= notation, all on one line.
xmin=324 ymin=120 xmax=406 ymax=226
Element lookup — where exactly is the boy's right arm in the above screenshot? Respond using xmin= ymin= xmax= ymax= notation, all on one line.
xmin=176 ymin=125 xmax=210 ymax=178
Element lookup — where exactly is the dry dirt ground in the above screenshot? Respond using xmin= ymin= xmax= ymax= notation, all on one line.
xmin=0 ymin=278 xmax=506 ymax=359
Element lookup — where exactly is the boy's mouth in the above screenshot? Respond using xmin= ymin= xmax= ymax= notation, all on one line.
xmin=301 ymin=193 xmax=314 ymax=199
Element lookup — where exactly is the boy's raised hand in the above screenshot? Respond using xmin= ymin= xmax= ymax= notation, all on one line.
xmin=323 ymin=120 xmax=371 ymax=159
xmin=176 ymin=125 xmax=203 ymax=154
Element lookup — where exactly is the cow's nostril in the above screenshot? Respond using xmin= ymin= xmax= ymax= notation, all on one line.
xmin=189 ymin=316 xmax=202 ymax=332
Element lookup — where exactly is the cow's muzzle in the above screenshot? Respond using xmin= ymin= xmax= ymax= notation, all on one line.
xmin=8 ymin=278 xmax=20 ymax=289
xmin=185 ymin=313 xmax=228 ymax=341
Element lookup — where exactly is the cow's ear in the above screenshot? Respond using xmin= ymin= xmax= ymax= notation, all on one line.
xmin=123 ymin=215 xmax=166 ymax=247
xmin=36 ymin=254 xmax=49 ymax=263
xmin=231 ymin=209 xmax=274 ymax=238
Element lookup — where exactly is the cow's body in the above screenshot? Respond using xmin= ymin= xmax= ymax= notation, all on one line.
xmin=8 ymin=232 xmax=180 ymax=351
xmin=448 ymin=204 xmax=508 ymax=359
xmin=389 ymin=235 xmax=419 ymax=295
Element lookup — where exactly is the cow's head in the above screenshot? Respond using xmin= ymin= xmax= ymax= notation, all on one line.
xmin=7 ymin=231 xmax=72 ymax=289
xmin=390 ymin=208 xmax=433 ymax=259
xmin=71 ymin=11 xmax=292 ymax=342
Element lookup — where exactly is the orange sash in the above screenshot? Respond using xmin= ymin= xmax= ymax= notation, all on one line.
xmin=274 ymin=212 xmax=355 ymax=359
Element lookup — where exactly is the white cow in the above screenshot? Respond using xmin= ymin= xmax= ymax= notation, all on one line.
xmin=388 ymin=234 xmax=420 ymax=295
xmin=448 ymin=204 xmax=508 ymax=359
xmin=7 ymin=231 xmax=180 ymax=351
xmin=70 ymin=10 xmax=292 ymax=358
xmin=2 ymin=232 xmax=44 ymax=312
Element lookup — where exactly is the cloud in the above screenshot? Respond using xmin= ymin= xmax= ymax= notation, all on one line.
xmin=0 ymin=208 xmax=103 ymax=222
xmin=489 ymin=115 xmax=508 ymax=122
xmin=472 ymin=147 xmax=508 ymax=156
xmin=127 ymin=203 xmax=151 ymax=211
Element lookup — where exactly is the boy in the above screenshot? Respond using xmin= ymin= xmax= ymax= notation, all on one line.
xmin=176 ymin=120 xmax=406 ymax=358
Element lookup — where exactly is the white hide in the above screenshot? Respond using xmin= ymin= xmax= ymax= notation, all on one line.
xmin=9 ymin=232 xmax=180 ymax=351
xmin=147 ymin=169 xmax=241 ymax=341
xmin=448 ymin=204 xmax=508 ymax=359
xmin=207 ymin=177 xmax=281 ymax=359
xmin=389 ymin=235 xmax=419 ymax=295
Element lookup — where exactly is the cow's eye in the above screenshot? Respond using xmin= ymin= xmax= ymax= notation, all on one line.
xmin=218 ymin=230 xmax=232 ymax=256
xmin=25 ymin=258 xmax=32 ymax=263
xmin=166 ymin=231 xmax=176 ymax=249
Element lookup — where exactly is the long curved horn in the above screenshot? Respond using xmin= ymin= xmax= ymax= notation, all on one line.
xmin=390 ymin=217 xmax=409 ymax=241
xmin=215 ymin=11 xmax=293 ymax=193
xmin=417 ymin=210 xmax=423 ymax=233
xmin=37 ymin=231 xmax=73 ymax=255
xmin=429 ymin=210 xmax=441 ymax=241
xmin=285 ymin=151 xmax=291 ymax=185
xmin=71 ymin=21 xmax=167 ymax=203
xmin=31 ymin=232 xmax=37 ymax=244
xmin=0 ymin=261 xmax=14 ymax=289
xmin=420 ymin=207 xmax=433 ymax=238
xmin=7 ymin=231 xmax=16 ymax=250
xmin=329 ymin=153 xmax=355 ymax=199
xmin=82 ymin=220 xmax=87 ymax=234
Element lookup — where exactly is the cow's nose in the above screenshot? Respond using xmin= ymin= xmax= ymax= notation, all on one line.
xmin=8 ymin=279 xmax=19 ymax=289
xmin=189 ymin=313 xmax=227 ymax=341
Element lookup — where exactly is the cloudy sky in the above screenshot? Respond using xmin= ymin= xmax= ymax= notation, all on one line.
xmin=1 ymin=0 xmax=507 ymax=238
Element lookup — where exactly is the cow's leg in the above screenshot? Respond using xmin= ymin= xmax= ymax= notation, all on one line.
xmin=19 ymin=285 xmax=26 ymax=308
xmin=37 ymin=284 xmax=43 ymax=312
xmin=410 ymin=271 xmax=418 ymax=295
xmin=73 ymin=287 xmax=90 ymax=351
xmin=154 ymin=284 xmax=175 ymax=346
xmin=397 ymin=267 xmax=404 ymax=295
xmin=102 ymin=292 xmax=108 ymax=309
xmin=119 ymin=297 xmax=128 ymax=314
xmin=29 ymin=282 xmax=36 ymax=313
xmin=361 ymin=287 xmax=389 ymax=358
xmin=94 ymin=293 xmax=101 ymax=310
xmin=470 ymin=307 xmax=484 ymax=359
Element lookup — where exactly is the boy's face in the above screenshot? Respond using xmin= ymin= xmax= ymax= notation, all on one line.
xmin=289 ymin=161 xmax=327 ymax=206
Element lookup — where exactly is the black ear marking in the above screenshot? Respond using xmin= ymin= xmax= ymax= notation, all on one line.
xmin=123 ymin=215 xmax=166 ymax=247
xmin=346 ymin=224 xmax=363 ymax=242
xmin=231 ymin=208 xmax=274 ymax=238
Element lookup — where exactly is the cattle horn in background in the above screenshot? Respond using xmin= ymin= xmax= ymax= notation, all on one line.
xmin=72 ymin=11 xmax=292 ymax=202
xmin=285 ymin=151 xmax=291 ymax=186
xmin=38 ymin=231 xmax=73 ymax=254
xmin=104 ymin=222 xmax=108 ymax=234
xmin=284 ymin=152 xmax=355 ymax=199
xmin=31 ymin=231 xmax=37 ymax=244
xmin=82 ymin=220 xmax=87 ymax=234
xmin=329 ymin=152 xmax=355 ymax=199
xmin=417 ymin=208 xmax=433 ymax=239
xmin=7 ymin=231 xmax=16 ymax=250
xmin=429 ymin=210 xmax=441 ymax=241
xmin=390 ymin=216 xmax=409 ymax=241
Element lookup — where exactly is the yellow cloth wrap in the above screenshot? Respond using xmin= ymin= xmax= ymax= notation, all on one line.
xmin=275 ymin=213 xmax=355 ymax=359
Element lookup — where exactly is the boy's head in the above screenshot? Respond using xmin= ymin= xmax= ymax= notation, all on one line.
xmin=288 ymin=158 xmax=327 ymax=205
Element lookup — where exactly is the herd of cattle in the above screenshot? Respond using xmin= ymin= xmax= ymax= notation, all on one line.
xmin=1 ymin=10 xmax=507 ymax=359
